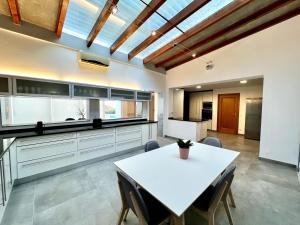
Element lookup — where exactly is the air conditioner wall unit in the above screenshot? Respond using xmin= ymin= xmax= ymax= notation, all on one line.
xmin=79 ymin=51 xmax=110 ymax=68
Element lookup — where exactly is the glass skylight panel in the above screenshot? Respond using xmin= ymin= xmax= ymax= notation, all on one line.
xmin=178 ymin=0 xmax=233 ymax=31
xmin=137 ymin=28 xmax=182 ymax=59
xmin=63 ymin=0 xmax=106 ymax=39
xmin=157 ymin=0 xmax=193 ymax=20
xmin=95 ymin=0 xmax=147 ymax=48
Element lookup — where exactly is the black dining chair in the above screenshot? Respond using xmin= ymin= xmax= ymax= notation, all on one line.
xmin=116 ymin=171 xmax=170 ymax=225
xmin=192 ymin=165 xmax=236 ymax=225
xmin=144 ymin=140 xmax=160 ymax=152
xmin=202 ymin=137 xmax=236 ymax=208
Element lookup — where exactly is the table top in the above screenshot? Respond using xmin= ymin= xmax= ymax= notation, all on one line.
xmin=114 ymin=142 xmax=240 ymax=217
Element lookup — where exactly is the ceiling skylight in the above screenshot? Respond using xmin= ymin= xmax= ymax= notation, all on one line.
xmin=62 ymin=0 xmax=233 ymax=59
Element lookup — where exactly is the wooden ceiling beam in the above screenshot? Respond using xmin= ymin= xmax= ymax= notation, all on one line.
xmin=110 ymin=0 xmax=166 ymax=54
xmin=156 ymin=0 xmax=294 ymax=67
xmin=55 ymin=0 xmax=70 ymax=38
xmin=87 ymin=0 xmax=119 ymax=47
xmin=128 ymin=0 xmax=211 ymax=61
xmin=165 ymin=7 xmax=300 ymax=70
xmin=7 ymin=0 xmax=21 ymax=24
xmin=143 ymin=0 xmax=252 ymax=64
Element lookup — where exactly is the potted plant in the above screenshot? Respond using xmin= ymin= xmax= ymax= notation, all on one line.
xmin=177 ymin=139 xmax=193 ymax=159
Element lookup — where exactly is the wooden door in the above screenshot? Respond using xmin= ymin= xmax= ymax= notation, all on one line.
xmin=217 ymin=94 xmax=240 ymax=134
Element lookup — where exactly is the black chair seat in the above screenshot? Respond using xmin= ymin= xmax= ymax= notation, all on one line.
xmin=139 ymin=188 xmax=170 ymax=225
xmin=193 ymin=185 xmax=215 ymax=211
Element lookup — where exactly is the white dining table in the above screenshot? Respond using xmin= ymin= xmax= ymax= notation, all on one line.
xmin=114 ymin=142 xmax=240 ymax=225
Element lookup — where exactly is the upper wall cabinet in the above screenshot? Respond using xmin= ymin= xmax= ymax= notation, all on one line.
xmin=0 ymin=76 xmax=12 ymax=95
xmin=14 ymin=78 xmax=70 ymax=97
xmin=136 ymin=91 xmax=152 ymax=101
xmin=73 ymin=85 xmax=108 ymax=99
xmin=110 ymin=88 xmax=136 ymax=100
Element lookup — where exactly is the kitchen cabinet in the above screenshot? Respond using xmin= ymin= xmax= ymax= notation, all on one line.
xmin=0 ymin=76 xmax=12 ymax=95
xmin=110 ymin=88 xmax=135 ymax=100
xmin=14 ymin=78 xmax=70 ymax=97
xmin=73 ymin=84 xmax=108 ymax=99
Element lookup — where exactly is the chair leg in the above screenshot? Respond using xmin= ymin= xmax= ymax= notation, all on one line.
xmin=223 ymin=199 xmax=234 ymax=225
xmin=228 ymin=188 xmax=236 ymax=208
xmin=123 ymin=208 xmax=129 ymax=221
xmin=117 ymin=207 xmax=127 ymax=225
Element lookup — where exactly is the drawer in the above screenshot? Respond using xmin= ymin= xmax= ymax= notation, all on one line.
xmin=16 ymin=133 xmax=77 ymax=146
xmin=116 ymin=139 xmax=142 ymax=152
xmin=116 ymin=125 xmax=142 ymax=134
xmin=77 ymin=144 xmax=115 ymax=162
xmin=17 ymin=139 xmax=77 ymax=162
xmin=116 ymin=130 xmax=142 ymax=142
xmin=77 ymin=133 xmax=115 ymax=150
xmin=77 ymin=128 xmax=115 ymax=138
xmin=17 ymin=152 xmax=76 ymax=178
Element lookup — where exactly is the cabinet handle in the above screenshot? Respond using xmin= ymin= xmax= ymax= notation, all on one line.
xmin=80 ymin=145 xmax=114 ymax=154
xmin=21 ymin=153 xmax=75 ymax=168
xmin=117 ymin=130 xmax=141 ymax=136
xmin=79 ymin=134 xmax=114 ymax=143
xmin=20 ymin=140 xmax=75 ymax=151
xmin=18 ymin=134 xmax=76 ymax=145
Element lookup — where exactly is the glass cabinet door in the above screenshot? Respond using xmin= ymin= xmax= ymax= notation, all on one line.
xmin=73 ymin=85 xmax=108 ymax=99
xmin=0 ymin=77 xmax=10 ymax=95
xmin=110 ymin=89 xmax=135 ymax=100
xmin=136 ymin=91 xmax=152 ymax=101
xmin=15 ymin=79 xmax=70 ymax=97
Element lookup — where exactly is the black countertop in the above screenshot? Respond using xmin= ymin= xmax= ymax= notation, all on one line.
xmin=0 ymin=119 xmax=157 ymax=157
xmin=168 ymin=117 xmax=208 ymax=123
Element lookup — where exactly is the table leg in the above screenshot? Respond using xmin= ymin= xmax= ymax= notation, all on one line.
xmin=171 ymin=214 xmax=185 ymax=225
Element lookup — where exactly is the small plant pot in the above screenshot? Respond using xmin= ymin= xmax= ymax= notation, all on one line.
xmin=179 ymin=147 xmax=190 ymax=159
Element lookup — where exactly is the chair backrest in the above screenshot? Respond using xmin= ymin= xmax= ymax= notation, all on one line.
xmin=117 ymin=171 xmax=150 ymax=222
xmin=144 ymin=140 xmax=160 ymax=152
xmin=208 ymin=165 xmax=236 ymax=207
xmin=202 ymin=137 xmax=223 ymax=148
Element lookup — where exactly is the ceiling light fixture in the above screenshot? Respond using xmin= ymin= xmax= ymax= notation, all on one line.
xmin=192 ymin=53 xmax=196 ymax=58
xmin=206 ymin=61 xmax=214 ymax=70
xmin=175 ymin=88 xmax=180 ymax=91
xmin=112 ymin=5 xmax=118 ymax=14
xmin=151 ymin=30 xmax=157 ymax=36
xmin=240 ymin=80 xmax=247 ymax=84
xmin=196 ymin=85 xmax=201 ymax=89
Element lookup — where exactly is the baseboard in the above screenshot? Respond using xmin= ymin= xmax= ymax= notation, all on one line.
xmin=258 ymin=156 xmax=297 ymax=169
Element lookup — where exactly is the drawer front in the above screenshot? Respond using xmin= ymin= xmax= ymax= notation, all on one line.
xmin=17 ymin=152 xmax=76 ymax=178
xmin=116 ymin=130 xmax=142 ymax=142
xmin=78 ymin=133 xmax=115 ymax=150
xmin=17 ymin=139 xmax=77 ymax=162
xmin=142 ymin=124 xmax=150 ymax=145
xmin=77 ymin=144 xmax=115 ymax=162
xmin=116 ymin=125 xmax=141 ymax=134
xmin=116 ymin=139 xmax=142 ymax=152
xmin=16 ymin=133 xmax=77 ymax=146
xmin=77 ymin=128 xmax=115 ymax=138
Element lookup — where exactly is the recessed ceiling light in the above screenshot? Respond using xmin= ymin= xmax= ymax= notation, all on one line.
xmin=175 ymin=88 xmax=180 ymax=91
xmin=192 ymin=53 xmax=196 ymax=58
xmin=151 ymin=30 xmax=156 ymax=36
xmin=196 ymin=85 xmax=201 ymax=89
xmin=112 ymin=5 xmax=118 ymax=14
xmin=240 ymin=80 xmax=247 ymax=84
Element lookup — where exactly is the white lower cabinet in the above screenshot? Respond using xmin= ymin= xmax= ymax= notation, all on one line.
xmin=17 ymin=152 xmax=76 ymax=178
xmin=14 ymin=123 xmax=157 ymax=179
xmin=116 ymin=139 xmax=142 ymax=152
xmin=78 ymin=144 xmax=115 ymax=162
xmin=17 ymin=139 xmax=77 ymax=162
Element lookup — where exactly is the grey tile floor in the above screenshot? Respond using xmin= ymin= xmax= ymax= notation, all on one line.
xmin=1 ymin=135 xmax=300 ymax=225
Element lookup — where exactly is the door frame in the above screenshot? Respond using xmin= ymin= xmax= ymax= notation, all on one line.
xmin=217 ymin=93 xmax=240 ymax=134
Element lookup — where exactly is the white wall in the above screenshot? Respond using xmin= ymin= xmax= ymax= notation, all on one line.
xmin=0 ymin=28 xmax=165 ymax=92
xmin=212 ymin=85 xmax=263 ymax=134
xmin=166 ymin=16 xmax=300 ymax=165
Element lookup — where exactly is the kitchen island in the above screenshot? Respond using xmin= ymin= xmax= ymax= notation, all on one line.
xmin=166 ymin=118 xmax=208 ymax=142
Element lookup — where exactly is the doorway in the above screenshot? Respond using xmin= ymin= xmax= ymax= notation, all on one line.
xmin=217 ymin=93 xmax=240 ymax=134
